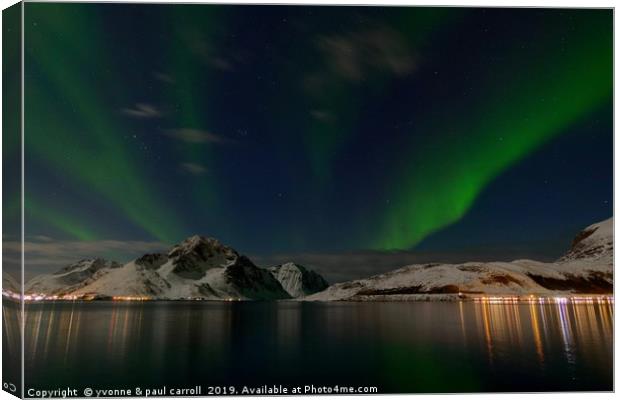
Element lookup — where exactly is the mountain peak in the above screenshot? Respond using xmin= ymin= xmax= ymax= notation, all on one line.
xmin=172 ymin=234 xmax=219 ymax=250
xmin=168 ymin=235 xmax=237 ymax=259
xmin=166 ymin=235 xmax=240 ymax=279
xmin=278 ymin=262 xmax=308 ymax=273
xmin=269 ymin=262 xmax=329 ymax=298
xmin=560 ymin=218 xmax=613 ymax=262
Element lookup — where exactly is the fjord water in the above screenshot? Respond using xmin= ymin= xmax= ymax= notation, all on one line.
xmin=14 ymin=301 xmax=613 ymax=394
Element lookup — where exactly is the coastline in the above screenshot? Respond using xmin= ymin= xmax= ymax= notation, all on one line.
xmin=4 ymin=292 xmax=614 ymax=304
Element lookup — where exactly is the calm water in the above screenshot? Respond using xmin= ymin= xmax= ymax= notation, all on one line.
xmin=6 ymin=300 xmax=614 ymax=394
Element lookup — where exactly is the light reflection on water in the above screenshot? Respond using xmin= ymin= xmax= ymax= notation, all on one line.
xmin=4 ymin=300 xmax=612 ymax=393
xmin=465 ymin=300 xmax=613 ymax=370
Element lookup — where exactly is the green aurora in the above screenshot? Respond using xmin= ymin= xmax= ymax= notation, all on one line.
xmin=373 ymin=12 xmax=612 ymax=249
xmin=16 ymin=5 xmax=613 ymax=254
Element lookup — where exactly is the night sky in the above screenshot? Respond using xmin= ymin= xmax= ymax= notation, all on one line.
xmin=12 ymin=4 xmax=613 ymax=281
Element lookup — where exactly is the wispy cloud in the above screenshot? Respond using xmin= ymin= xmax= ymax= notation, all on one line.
xmin=182 ymin=32 xmax=240 ymax=71
xmin=5 ymin=239 xmax=169 ymax=280
xmin=180 ymin=162 xmax=208 ymax=175
xmin=310 ymin=109 xmax=334 ymax=123
xmin=253 ymin=250 xmax=430 ymax=283
xmin=164 ymin=129 xmax=234 ymax=144
xmin=315 ymin=26 xmax=416 ymax=83
xmin=153 ymin=71 xmax=175 ymax=84
xmin=253 ymin=247 xmax=558 ymax=284
xmin=121 ymin=103 xmax=162 ymax=118
xmin=211 ymin=57 xmax=234 ymax=71
xmin=28 ymin=235 xmax=54 ymax=242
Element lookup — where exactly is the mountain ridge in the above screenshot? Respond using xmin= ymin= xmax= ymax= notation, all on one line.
xmin=21 ymin=218 xmax=613 ymax=301
xmin=24 ymin=236 xmax=327 ymax=300
xmin=305 ymin=218 xmax=613 ymax=301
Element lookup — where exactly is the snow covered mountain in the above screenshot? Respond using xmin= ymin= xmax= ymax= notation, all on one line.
xmin=25 ymin=236 xmax=293 ymax=300
xmin=306 ymin=218 xmax=613 ymax=301
xmin=26 ymin=258 xmax=121 ymax=296
xmin=21 ymin=219 xmax=613 ymax=301
xmin=2 ymin=272 xmax=20 ymax=298
xmin=559 ymin=218 xmax=613 ymax=262
xmin=268 ymin=262 xmax=329 ymax=297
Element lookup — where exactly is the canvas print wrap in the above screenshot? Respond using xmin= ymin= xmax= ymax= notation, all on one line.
xmin=1 ymin=2 xmax=613 ymax=397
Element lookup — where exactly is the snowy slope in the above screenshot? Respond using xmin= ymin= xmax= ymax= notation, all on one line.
xmin=2 ymin=272 xmax=20 ymax=297
xmin=306 ymin=218 xmax=613 ymax=301
xmin=25 ymin=259 xmax=121 ymax=296
xmin=559 ymin=218 xmax=613 ymax=264
xmin=268 ymin=262 xmax=329 ymax=297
